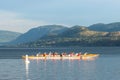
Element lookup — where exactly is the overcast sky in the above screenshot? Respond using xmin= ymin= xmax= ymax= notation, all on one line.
xmin=0 ymin=0 xmax=120 ymax=33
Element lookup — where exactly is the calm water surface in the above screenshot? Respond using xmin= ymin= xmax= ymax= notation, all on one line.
xmin=0 ymin=47 xmax=120 ymax=80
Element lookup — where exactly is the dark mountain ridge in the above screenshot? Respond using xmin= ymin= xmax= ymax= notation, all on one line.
xmin=11 ymin=25 xmax=68 ymax=44
xmin=88 ymin=22 xmax=120 ymax=32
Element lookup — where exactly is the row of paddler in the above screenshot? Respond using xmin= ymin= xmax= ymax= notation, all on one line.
xmin=22 ymin=52 xmax=99 ymax=60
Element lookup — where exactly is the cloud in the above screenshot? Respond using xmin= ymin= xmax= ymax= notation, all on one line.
xmin=0 ymin=10 xmax=48 ymax=33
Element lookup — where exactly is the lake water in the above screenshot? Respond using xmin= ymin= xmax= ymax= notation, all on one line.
xmin=0 ymin=47 xmax=120 ymax=80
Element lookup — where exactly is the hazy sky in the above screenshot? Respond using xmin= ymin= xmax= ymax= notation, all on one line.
xmin=0 ymin=0 xmax=120 ymax=33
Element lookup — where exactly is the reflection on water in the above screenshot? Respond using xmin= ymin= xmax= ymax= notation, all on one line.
xmin=25 ymin=61 xmax=30 ymax=80
xmin=82 ymin=57 xmax=98 ymax=61
xmin=23 ymin=57 xmax=98 ymax=80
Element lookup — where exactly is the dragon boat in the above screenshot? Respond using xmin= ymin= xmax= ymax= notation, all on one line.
xmin=22 ymin=52 xmax=99 ymax=60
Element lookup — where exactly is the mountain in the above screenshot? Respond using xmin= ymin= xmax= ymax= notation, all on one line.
xmin=0 ymin=30 xmax=21 ymax=43
xmin=4 ymin=22 xmax=120 ymax=47
xmin=59 ymin=25 xmax=108 ymax=37
xmin=88 ymin=22 xmax=120 ymax=32
xmin=17 ymin=26 xmax=120 ymax=47
xmin=11 ymin=25 xmax=68 ymax=44
xmin=59 ymin=25 xmax=88 ymax=37
xmin=21 ymin=26 xmax=120 ymax=47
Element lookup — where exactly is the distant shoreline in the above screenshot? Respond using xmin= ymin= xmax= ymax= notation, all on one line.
xmin=0 ymin=46 xmax=120 ymax=49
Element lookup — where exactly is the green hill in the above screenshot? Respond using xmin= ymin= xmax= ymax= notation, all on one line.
xmin=11 ymin=25 xmax=68 ymax=44
xmin=18 ymin=26 xmax=120 ymax=47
